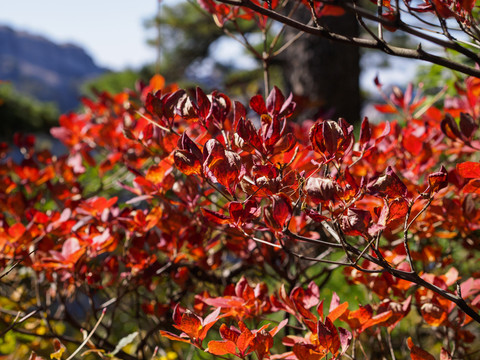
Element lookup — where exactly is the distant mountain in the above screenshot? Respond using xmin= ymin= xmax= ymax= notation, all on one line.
xmin=0 ymin=25 xmax=107 ymax=111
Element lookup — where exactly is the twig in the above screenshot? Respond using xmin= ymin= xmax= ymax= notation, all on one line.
xmin=65 ymin=308 xmax=106 ymax=360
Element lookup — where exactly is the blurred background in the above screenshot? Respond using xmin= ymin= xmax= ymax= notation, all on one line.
xmin=0 ymin=0 xmax=418 ymax=140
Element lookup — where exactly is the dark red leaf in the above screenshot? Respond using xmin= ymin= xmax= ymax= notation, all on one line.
xmin=250 ymin=94 xmax=268 ymax=115
xmin=271 ymin=193 xmax=292 ymax=229
xmin=359 ymin=116 xmax=371 ymax=148
xmin=201 ymin=208 xmax=231 ymax=225
xmin=196 ymin=87 xmax=212 ymax=120
xmin=367 ymin=166 xmax=408 ymax=198
xmin=459 ymin=112 xmax=477 ymax=140
xmin=441 ymin=113 xmax=461 ymax=141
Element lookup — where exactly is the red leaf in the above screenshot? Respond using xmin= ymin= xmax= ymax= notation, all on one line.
xmin=367 ymin=166 xmax=408 ymax=198
xmin=425 ymin=165 xmax=448 ymax=195
xmin=174 ymin=150 xmax=202 ymax=176
xmin=457 ymin=162 xmax=480 ymax=178
xmin=228 ymin=200 xmax=259 ymax=225
xmin=420 ymin=302 xmax=447 ymax=326
xmin=201 ymin=208 xmax=231 ymax=225
xmin=305 ymin=209 xmax=329 ymax=223
xmin=317 ymin=317 xmax=340 ymax=355
xmin=159 ymin=330 xmax=191 ymax=344
xmin=8 ymin=223 xmax=26 ymax=242
xmin=233 ymin=100 xmax=247 ymax=129
xmin=359 ymin=117 xmax=371 ymax=148
xmin=178 ymin=132 xmax=203 ymax=160
xmin=309 ymin=119 xmax=352 ymax=160
xmin=305 ymin=177 xmax=342 ymax=204
xmin=341 ymin=304 xmax=373 ymax=330
xmin=459 ymin=112 xmax=477 ymax=140
xmin=203 ymin=139 xmax=245 ymax=194
xmin=317 ymin=4 xmax=345 ymax=16
xmin=374 ymin=104 xmax=397 ymax=113
xmin=387 ymin=198 xmax=409 ymax=224
xmin=200 ymin=307 xmax=223 ymax=340
xmin=250 ymin=94 xmax=268 ymax=115
xmin=269 ymin=318 xmax=288 ymax=337
xmin=236 ymin=118 xmax=263 ymax=152
xmin=195 ymin=87 xmax=212 ymax=120
xmin=341 ymin=208 xmax=372 ymax=237
xmin=360 ymin=310 xmax=392 ymax=332
xmin=271 ymin=193 xmax=292 ymax=229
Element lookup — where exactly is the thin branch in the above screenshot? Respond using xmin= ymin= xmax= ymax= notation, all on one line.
xmin=283 ymin=228 xmax=343 ymax=248
xmin=65 ymin=308 xmax=106 ymax=360
xmin=403 ymin=203 xmax=416 ymax=273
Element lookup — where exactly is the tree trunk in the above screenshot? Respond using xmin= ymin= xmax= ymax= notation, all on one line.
xmin=282 ymin=5 xmax=361 ymax=123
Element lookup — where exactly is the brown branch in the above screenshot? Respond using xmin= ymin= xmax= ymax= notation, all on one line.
xmin=214 ymin=0 xmax=480 ymax=78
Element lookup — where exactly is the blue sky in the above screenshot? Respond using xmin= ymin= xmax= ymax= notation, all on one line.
xmin=0 ymin=0 xmax=164 ymax=70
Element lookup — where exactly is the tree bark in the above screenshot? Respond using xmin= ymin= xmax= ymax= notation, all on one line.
xmin=282 ymin=5 xmax=361 ymax=123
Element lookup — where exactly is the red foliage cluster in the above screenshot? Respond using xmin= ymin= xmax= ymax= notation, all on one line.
xmin=2 ymin=74 xmax=480 ymax=358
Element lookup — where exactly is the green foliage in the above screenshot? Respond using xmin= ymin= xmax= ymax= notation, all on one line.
xmin=82 ymin=70 xmax=142 ymax=98
xmin=146 ymin=2 xmax=225 ymax=82
xmin=415 ymin=64 xmax=460 ymax=95
xmin=0 ymin=83 xmax=59 ymax=139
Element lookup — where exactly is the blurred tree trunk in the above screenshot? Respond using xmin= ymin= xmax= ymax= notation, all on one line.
xmin=282 ymin=5 xmax=361 ymax=123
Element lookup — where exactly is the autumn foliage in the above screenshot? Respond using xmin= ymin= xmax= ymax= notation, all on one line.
xmin=2 ymin=1 xmax=480 ymax=359
xmin=1 ymin=71 xmax=480 ymax=359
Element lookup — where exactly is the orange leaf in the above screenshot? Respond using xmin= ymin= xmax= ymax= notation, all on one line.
xmin=292 ymin=343 xmax=325 ymax=360
xmin=174 ymin=150 xmax=202 ymax=176
xmin=420 ymin=303 xmax=447 ymax=326
xmin=159 ymin=330 xmax=191 ymax=344
xmin=8 ymin=223 xmax=26 ymax=242
xmin=150 ymin=74 xmax=165 ymax=92
xmin=237 ymin=322 xmax=255 ymax=355
xmin=327 ymin=301 xmax=349 ymax=322
xmin=219 ymin=323 xmax=239 ymax=342
xmin=207 ymin=340 xmax=237 ymax=355
xmin=360 ymin=310 xmax=392 ymax=332
xmin=172 ymin=311 xmax=203 ymax=339
xmin=407 ymin=337 xmax=435 ymax=360
xmin=463 ymin=179 xmax=480 ymax=194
